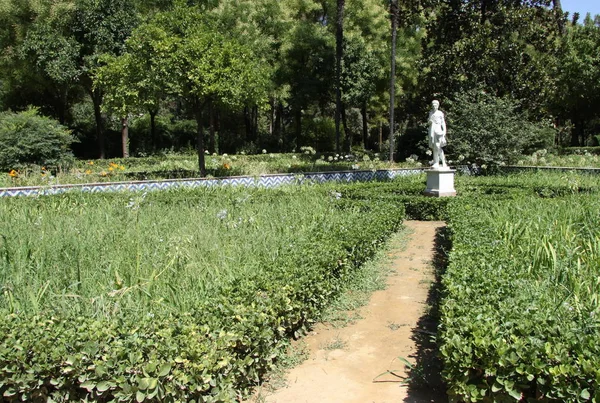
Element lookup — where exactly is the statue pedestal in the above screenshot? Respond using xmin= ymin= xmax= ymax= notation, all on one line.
xmin=424 ymin=169 xmax=456 ymax=197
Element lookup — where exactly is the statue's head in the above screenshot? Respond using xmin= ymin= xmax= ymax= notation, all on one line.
xmin=431 ymin=100 xmax=440 ymax=110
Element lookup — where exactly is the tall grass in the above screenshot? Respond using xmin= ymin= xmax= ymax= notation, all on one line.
xmin=0 ymin=185 xmax=365 ymax=318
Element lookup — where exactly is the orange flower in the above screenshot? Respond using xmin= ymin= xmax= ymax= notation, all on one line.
xmin=88 ymin=161 xmax=94 ymax=165
xmin=85 ymin=169 xmax=92 ymax=175
xmin=100 ymin=171 xmax=107 ymax=177
xmin=8 ymin=169 xmax=18 ymax=178
xmin=119 ymin=165 xmax=125 ymax=171
xmin=108 ymin=166 xmax=114 ymax=172
xmin=223 ymin=163 xmax=231 ymax=170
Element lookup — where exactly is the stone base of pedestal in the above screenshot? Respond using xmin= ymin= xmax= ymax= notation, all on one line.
xmin=424 ymin=168 xmax=456 ymax=197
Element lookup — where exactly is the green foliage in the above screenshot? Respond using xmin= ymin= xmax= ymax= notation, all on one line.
xmin=0 ymin=183 xmax=405 ymax=401
xmin=0 ymin=108 xmax=74 ymax=170
xmin=553 ymin=16 xmax=600 ymax=145
xmin=445 ymin=90 xmax=556 ymax=165
xmin=420 ymin=0 xmax=561 ymax=116
xmin=440 ymin=173 xmax=600 ymax=402
xmin=560 ymin=147 xmax=600 ymax=156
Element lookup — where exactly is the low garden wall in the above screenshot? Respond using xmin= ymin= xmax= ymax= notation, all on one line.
xmin=0 ymin=168 xmax=425 ymax=197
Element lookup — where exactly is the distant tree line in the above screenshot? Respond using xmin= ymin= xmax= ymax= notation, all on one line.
xmin=0 ymin=0 xmax=599 ymax=170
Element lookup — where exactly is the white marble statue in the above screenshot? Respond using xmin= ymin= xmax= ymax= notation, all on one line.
xmin=427 ymin=100 xmax=448 ymax=169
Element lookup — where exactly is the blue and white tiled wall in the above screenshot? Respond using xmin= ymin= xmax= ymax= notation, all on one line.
xmin=0 ymin=169 xmax=426 ymax=198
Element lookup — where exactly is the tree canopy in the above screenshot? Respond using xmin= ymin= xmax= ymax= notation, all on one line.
xmin=1 ymin=0 xmax=599 ymax=166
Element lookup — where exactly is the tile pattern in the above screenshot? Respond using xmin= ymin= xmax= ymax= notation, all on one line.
xmin=0 ymin=169 xmax=426 ymax=198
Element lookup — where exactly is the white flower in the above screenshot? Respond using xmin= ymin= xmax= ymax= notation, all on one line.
xmin=426 ymin=150 xmax=432 ymax=156
xmin=222 ymin=153 xmax=228 ymax=157
xmin=204 ymin=150 xmax=209 ymax=155
xmin=328 ymin=156 xmax=333 ymax=161
xmin=262 ymin=149 xmax=267 ymax=154
xmin=217 ymin=209 xmax=228 ymax=220
xmin=292 ymin=155 xmax=297 ymax=159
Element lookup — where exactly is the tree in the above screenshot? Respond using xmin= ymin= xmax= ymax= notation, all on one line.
xmin=420 ymin=0 xmax=561 ymax=116
xmin=72 ymin=0 xmax=140 ymax=159
xmin=389 ymin=0 xmax=399 ymax=161
xmin=335 ymin=0 xmax=345 ymax=154
xmin=98 ymin=6 xmax=269 ymax=174
xmin=1 ymin=0 xmax=139 ymax=159
xmin=553 ymin=15 xmax=600 ymax=145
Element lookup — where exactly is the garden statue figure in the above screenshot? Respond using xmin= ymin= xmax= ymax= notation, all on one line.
xmin=427 ymin=100 xmax=448 ymax=169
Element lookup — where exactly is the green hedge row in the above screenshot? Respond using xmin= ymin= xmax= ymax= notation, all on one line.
xmin=440 ymin=194 xmax=600 ymax=402
xmin=0 ymin=187 xmax=404 ymax=402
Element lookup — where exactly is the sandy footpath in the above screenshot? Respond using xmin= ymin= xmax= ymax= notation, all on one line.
xmin=260 ymin=221 xmax=448 ymax=403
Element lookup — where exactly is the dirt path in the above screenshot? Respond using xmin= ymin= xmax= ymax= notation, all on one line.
xmin=262 ymin=221 xmax=447 ymax=403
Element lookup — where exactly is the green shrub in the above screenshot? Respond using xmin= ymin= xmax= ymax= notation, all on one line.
xmin=445 ymin=90 xmax=555 ymax=165
xmin=0 ymin=108 xmax=75 ymax=170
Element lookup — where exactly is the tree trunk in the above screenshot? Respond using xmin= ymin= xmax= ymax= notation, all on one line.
xmin=209 ymin=100 xmax=216 ymax=154
xmin=91 ymin=89 xmax=105 ymax=159
xmin=335 ymin=0 xmax=345 ymax=154
xmin=379 ymin=122 xmax=383 ymax=153
xmin=553 ymin=0 xmax=565 ymax=35
xmin=244 ymin=106 xmax=252 ymax=142
xmin=570 ymin=119 xmax=583 ymax=146
xmin=361 ymin=102 xmax=368 ymax=149
xmin=57 ymin=86 xmax=68 ymax=125
xmin=275 ymin=102 xmax=283 ymax=149
xmin=252 ymin=105 xmax=258 ymax=142
xmin=294 ymin=107 xmax=302 ymax=150
xmin=269 ymin=98 xmax=275 ymax=137
xmin=480 ymin=0 xmax=492 ymax=24
xmin=121 ymin=116 xmax=129 ymax=158
xmin=195 ymin=106 xmax=206 ymax=176
xmin=149 ymin=109 xmax=158 ymax=152
xmin=389 ymin=0 xmax=398 ymax=162
xmin=341 ymin=104 xmax=350 ymax=152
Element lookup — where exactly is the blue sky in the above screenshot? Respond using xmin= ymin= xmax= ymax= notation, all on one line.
xmin=559 ymin=0 xmax=600 ymax=19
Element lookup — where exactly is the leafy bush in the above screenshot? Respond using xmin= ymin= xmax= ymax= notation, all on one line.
xmin=445 ymin=90 xmax=555 ymax=165
xmin=0 ymin=108 xmax=75 ymax=170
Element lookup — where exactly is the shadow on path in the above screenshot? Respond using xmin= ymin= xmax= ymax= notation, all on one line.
xmin=403 ymin=225 xmax=450 ymax=403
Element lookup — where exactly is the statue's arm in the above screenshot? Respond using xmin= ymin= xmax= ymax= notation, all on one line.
xmin=441 ymin=114 xmax=447 ymax=135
